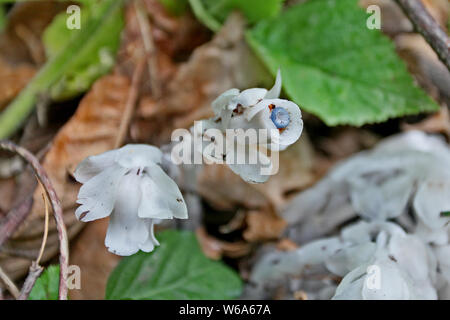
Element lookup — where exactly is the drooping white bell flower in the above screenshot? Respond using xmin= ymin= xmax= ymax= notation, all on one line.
xmin=74 ymin=144 xmax=188 ymax=256
xmin=211 ymin=70 xmax=303 ymax=149
xmin=193 ymin=70 xmax=303 ymax=183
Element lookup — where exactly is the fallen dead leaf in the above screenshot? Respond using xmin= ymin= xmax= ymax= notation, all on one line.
xmin=0 ymin=1 xmax=67 ymax=65
xmin=69 ymin=218 xmax=121 ymax=300
xmin=276 ymin=238 xmax=299 ymax=251
xmin=196 ymin=227 xmax=251 ymax=260
xmin=396 ymin=33 xmax=450 ymax=104
xmin=243 ymin=210 xmax=287 ymax=242
xmin=402 ymin=107 xmax=450 ymax=138
xmin=0 ymin=58 xmax=36 ymax=111
xmin=0 ymin=178 xmax=16 ymax=218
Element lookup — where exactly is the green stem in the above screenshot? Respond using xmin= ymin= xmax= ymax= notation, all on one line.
xmin=0 ymin=0 xmax=124 ymax=139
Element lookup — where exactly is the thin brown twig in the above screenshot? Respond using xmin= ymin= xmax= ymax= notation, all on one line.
xmin=0 ymin=196 xmax=33 ymax=248
xmin=0 ymin=140 xmax=69 ymax=300
xmin=114 ymin=55 xmax=146 ymax=148
xmin=0 ymin=265 xmax=20 ymax=299
xmin=395 ymin=0 xmax=450 ymax=71
xmin=135 ymin=0 xmax=162 ymax=99
xmin=17 ymin=262 xmax=43 ymax=300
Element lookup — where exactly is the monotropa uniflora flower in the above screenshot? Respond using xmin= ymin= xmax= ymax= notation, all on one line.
xmin=74 ymin=145 xmax=188 ymax=256
xmin=193 ymin=70 xmax=303 ymax=183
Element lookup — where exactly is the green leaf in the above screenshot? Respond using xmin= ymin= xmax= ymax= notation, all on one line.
xmin=0 ymin=5 xmax=5 ymax=31
xmin=43 ymin=1 xmax=123 ymax=101
xmin=189 ymin=0 xmax=285 ymax=31
xmin=28 ymin=265 xmax=60 ymax=300
xmin=158 ymin=0 xmax=189 ymax=16
xmin=0 ymin=0 xmax=124 ymax=139
xmin=441 ymin=211 xmax=450 ymax=217
xmin=105 ymin=230 xmax=243 ymax=300
xmin=247 ymin=0 xmax=439 ymax=126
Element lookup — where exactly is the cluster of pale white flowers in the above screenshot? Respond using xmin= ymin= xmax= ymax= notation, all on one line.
xmin=193 ymin=70 xmax=303 ymax=183
xmin=74 ymin=72 xmax=303 ymax=255
xmin=244 ymin=131 xmax=450 ymax=300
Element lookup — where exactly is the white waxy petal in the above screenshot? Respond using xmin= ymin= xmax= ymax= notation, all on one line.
xmin=325 ymin=242 xmax=377 ymax=277
xmin=229 ymin=88 xmax=267 ymax=110
xmin=75 ymin=165 xmax=128 ymax=222
xmin=435 ymin=245 xmax=450 ymax=282
xmin=145 ymin=165 xmax=188 ymax=219
xmin=415 ymin=221 xmax=449 ymax=245
xmin=139 ymin=220 xmax=160 ymax=253
xmin=341 ymin=221 xmax=406 ymax=244
xmin=264 ymin=69 xmax=282 ymax=99
xmin=212 ymin=88 xmax=239 ymax=115
xmin=116 ymin=144 xmax=163 ymax=169
xmin=388 ymin=234 xmax=430 ymax=282
xmin=194 ymin=119 xmax=227 ymax=162
xmin=226 ymin=145 xmax=272 ymax=184
xmin=74 ymin=149 xmax=118 ymax=183
xmin=332 ymin=265 xmax=367 ymax=300
xmin=348 ymin=172 xmax=414 ymax=220
xmin=414 ymin=179 xmax=450 ymax=229
xmin=104 ymin=173 xmax=148 ymax=256
xmin=139 ymin=175 xmax=173 ymax=219
xmin=361 ymin=259 xmax=412 ymax=300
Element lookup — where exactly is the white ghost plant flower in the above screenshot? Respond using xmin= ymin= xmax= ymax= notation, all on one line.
xmin=194 ymin=70 xmax=303 ymax=183
xmin=74 ymin=144 xmax=188 ymax=256
xmin=244 ymin=131 xmax=450 ymax=300
xmin=211 ymin=70 xmax=303 ymax=149
xmin=283 ymin=131 xmax=450 ymax=238
xmin=245 ymin=220 xmax=438 ymax=300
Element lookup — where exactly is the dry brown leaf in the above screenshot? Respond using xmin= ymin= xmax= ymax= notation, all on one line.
xmin=69 ymin=218 xmax=121 ymax=300
xmin=422 ymin=0 xmax=449 ymax=30
xmin=252 ymin=134 xmax=317 ymax=211
xmin=196 ymin=227 xmax=251 ymax=260
xmin=318 ymin=128 xmax=379 ymax=160
xmin=0 ymin=178 xmax=16 ymax=218
xmin=293 ymin=290 xmax=308 ymax=300
xmin=0 ymin=58 xmax=36 ymax=110
xmin=276 ymin=238 xmax=299 ymax=251
xmin=197 ymin=165 xmax=269 ymax=212
xmin=396 ymin=34 xmax=450 ymax=104
xmin=0 ymin=1 xmax=67 ymax=65
xmin=243 ymin=210 xmax=287 ymax=242
xmin=402 ymin=107 xmax=450 ymax=138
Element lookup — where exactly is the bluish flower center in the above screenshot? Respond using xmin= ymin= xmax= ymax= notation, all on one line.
xmin=270 ymin=107 xmax=290 ymax=129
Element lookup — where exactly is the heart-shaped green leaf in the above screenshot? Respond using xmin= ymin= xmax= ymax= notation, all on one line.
xmin=106 ymin=230 xmax=242 ymax=300
xmin=247 ymin=0 xmax=439 ymax=126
